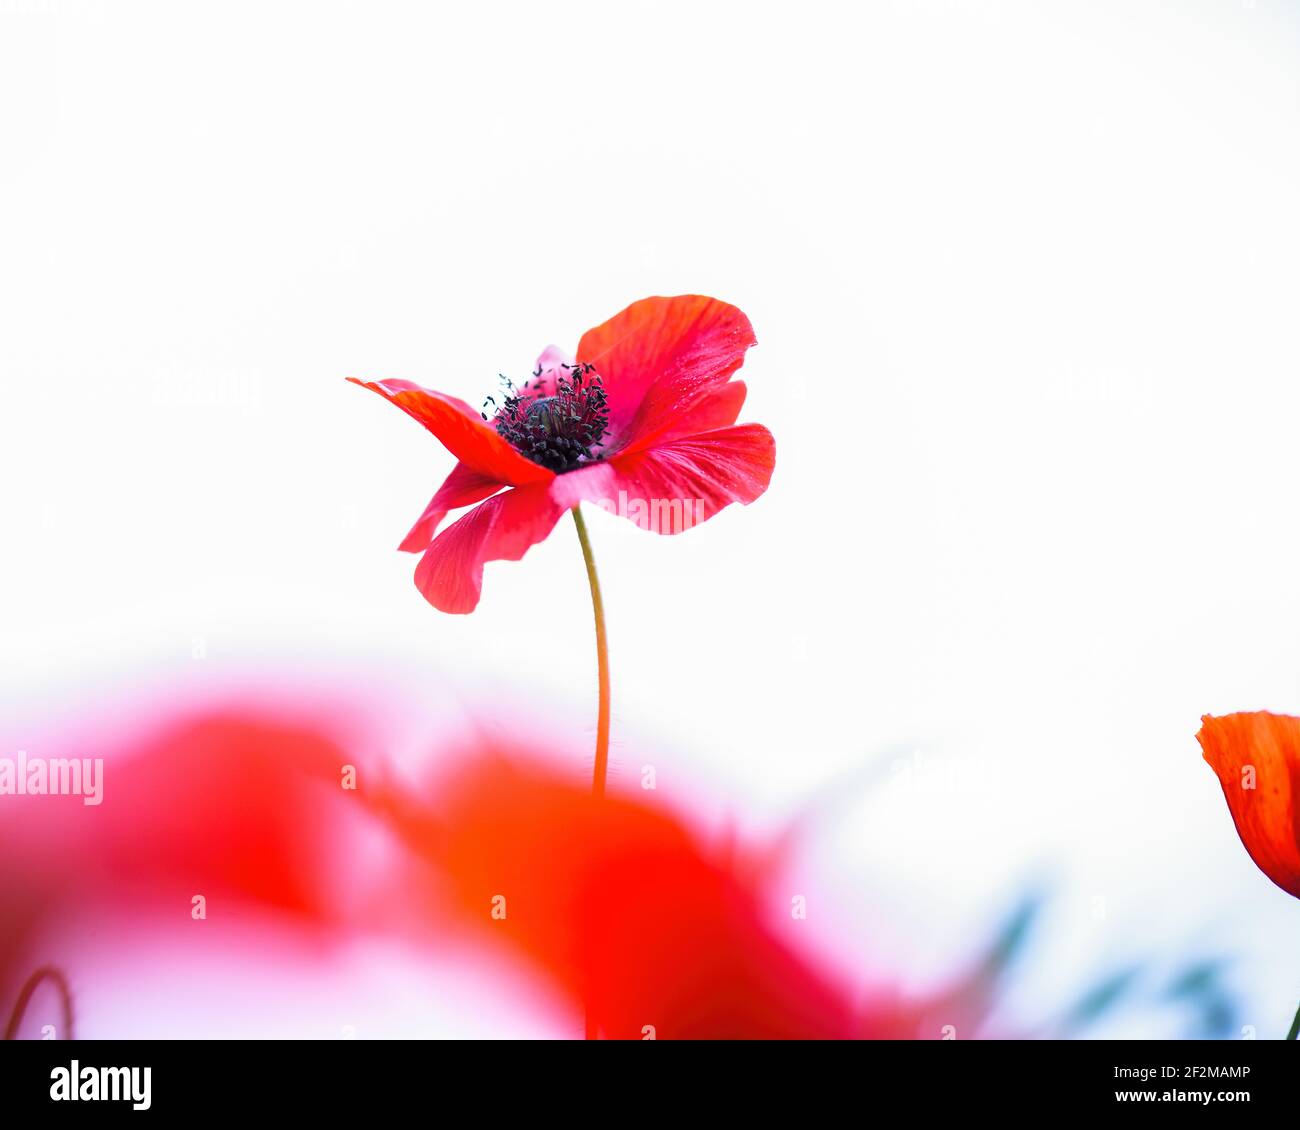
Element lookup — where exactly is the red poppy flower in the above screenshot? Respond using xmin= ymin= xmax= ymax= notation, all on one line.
xmin=373 ymin=751 xmax=918 ymax=1039
xmin=1198 ymin=711 xmax=1300 ymax=899
xmin=349 ymin=295 xmax=776 ymax=612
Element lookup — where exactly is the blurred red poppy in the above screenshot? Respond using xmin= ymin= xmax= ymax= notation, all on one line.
xmin=1 ymin=689 xmax=922 ymax=1039
xmin=349 ymin=295 xmax=776 ymax=612
xmin=0 ymin=707 xmax=360 ymax=1032
xmin=375 ymin=752 xmax=917 ymax=1039
xmin=1198 ymin=711 xmax=1300 ymax=899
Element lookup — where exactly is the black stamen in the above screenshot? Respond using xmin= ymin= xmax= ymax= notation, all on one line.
xmin=485 ymin=361 xmax=609 ymax=473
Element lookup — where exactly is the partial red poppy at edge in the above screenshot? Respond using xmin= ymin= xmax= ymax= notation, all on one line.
xmin=1198 ymin=711 xmax=1300 ymax=900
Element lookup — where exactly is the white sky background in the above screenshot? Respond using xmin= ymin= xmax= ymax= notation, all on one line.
xmin=2 ymin=0 xmax=1300 ymax=1036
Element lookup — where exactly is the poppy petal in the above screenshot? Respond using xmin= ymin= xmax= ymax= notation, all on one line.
xmin=528 ymin=345 xmax=574 ymax=398
xmin=649 ymin=380 xmax=748 ymax=445
xmin=412 ymin=484 xmax=565 ymax=613
xmin=576 ymin=296 xmax=756 ymax=454
xmin=1198 ymin=711 xmax=1300 ymax=899
xmin=403 ymin=754 xmax=867 ymax=1038
xmin=550 ymin=424 xmax=776 ymax=534
xmin=347 ymin=377 xmax=552 ymax=486
xmin=398 ymin=462 xmax=505 ymax=553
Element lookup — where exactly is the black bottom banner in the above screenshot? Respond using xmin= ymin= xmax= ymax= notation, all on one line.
xmin=0 ymin=1037 xmax=1290 ymax=1116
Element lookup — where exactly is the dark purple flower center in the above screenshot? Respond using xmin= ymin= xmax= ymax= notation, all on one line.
xmin=485 ymin=362 xmax=610 ymax=473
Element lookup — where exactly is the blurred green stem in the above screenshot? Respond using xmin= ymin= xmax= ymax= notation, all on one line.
xmin=4 ymin=966 xmax=73 ymax=1040
xmin=1287 ymin=1001 xmax=1300 ymax=1041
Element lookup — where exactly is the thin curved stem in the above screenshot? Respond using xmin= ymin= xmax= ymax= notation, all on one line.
xmin=572 ymin=505 xmax=611 ymax=1043
xmin=4 ymin=966 xmax=74 ymax=1040
xmin=1287 ymin=1000 xmax=1300 ymax=1041
xmin=572 ymin=506 xmax=610 ymax=801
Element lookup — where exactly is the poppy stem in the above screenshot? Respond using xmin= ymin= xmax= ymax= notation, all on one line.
xmin=572 ymin=505 xmax=609 ymax=1043
xmin=571 ymin=505 xmax=611 ymax=800
xmin=4 ymin=965 xmax=74 ymax=1040
xmin=1287 ymin=1000 xmax=1300 ymax=1041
